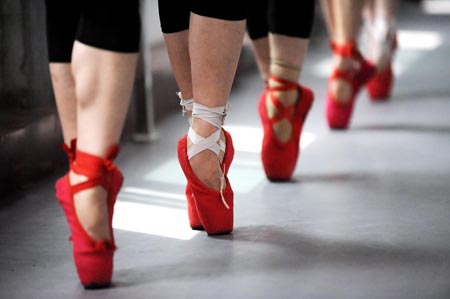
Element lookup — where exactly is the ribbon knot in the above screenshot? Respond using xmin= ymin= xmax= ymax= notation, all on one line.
xmin=104 ymin=160 xmax=117 ymax=172
xmin=61 ymin=144 xmax=75 ymax=161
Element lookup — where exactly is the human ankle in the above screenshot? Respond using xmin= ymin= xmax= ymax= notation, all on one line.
xmin=190 ymin=151 xmax=223 ymax=191
xmin=73 ymin=187 xmax=110 ymax=241
xmin=191 ymin=117 xmax=221 ymax=137
xmin=69 ymin=171 xmax=87 ymax=185
xmin=69 ymin=171 xmax=110 ymax=241
xmin=334 ymin=56 xmax=358 ymax=71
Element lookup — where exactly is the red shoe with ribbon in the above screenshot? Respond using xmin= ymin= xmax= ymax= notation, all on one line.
xmin=367 ymin=32 xmax=398 ymax=100
xmin=258 ymin=75 xmax=314 ymax=181
xmin=55 ymin=144 xmax=123 ymax=289
xmin=326 ymin=40 xmax=376 ymax=129
xmin=177 ymin=102 xmax=234 ymax=235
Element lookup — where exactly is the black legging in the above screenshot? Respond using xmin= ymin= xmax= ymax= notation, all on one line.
xmin=158 ymin=0 xmax=247 ymax=34
xmin=45 ymin=0 xmax=141 ymax=63
xmin=246 ymin=0 xmax=316 ymax=40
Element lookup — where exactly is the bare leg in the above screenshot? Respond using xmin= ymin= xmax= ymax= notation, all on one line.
xmin=363 ymin=0 xmax=375 ymax=22
xmin=320 ymin=0 xmax=336 ymax=37
xmin=188 ymin=14 xmax=246 ymax=190
xmin=270 ymin=35 xmax=308 ymax=83
xmin=372 ymin=0 xmax=398 ymax=71
xmin=375 ymin=0 xmax=398 ymax=19
xmin=49 ymin=64 xmax=77 ymax=144
xmin=250 ymin=37 xmax=271 ymax=81
xmin=332 ymin=0 xmax=364 ymax=45
xmin=250 ymin=35 xmax=309 ymax=85
xmin=70 ymin=42 xmax=138 ymax=241
xmin=163 ymin=30 xmax=193 ymax=102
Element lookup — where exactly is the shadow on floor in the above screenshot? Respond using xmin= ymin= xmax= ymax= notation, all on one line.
xmin=112 ymin=225 xmax=448 ymax=288
xmin=350 ymin=123 xmax=450 ymax=134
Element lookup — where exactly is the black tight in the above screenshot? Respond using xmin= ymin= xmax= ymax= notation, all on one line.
xmin=158 ymin=0 xmax=247 ymax=34
xmin=45 ymin=0 xmax=141 ymax=63
xmin=246 ymin=0 xmax=316 ymax=40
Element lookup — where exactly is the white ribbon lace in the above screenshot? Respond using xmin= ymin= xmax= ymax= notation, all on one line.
xmin=188 ymin=102 xmax=230 ymax=209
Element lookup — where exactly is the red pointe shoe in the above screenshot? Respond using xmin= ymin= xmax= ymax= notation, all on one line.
xmin=185 ymin=145 xmax=234 ymax=231
xmin=367 ymin=33 xmax=398 ymax=101
xmin=367 ymin=64 xmax=394 ymax=100
xmin=55 ymin=145 xmax=123 ymax=289
xmin=258 ymin=75 xmax=314 ymax=181
xmin=178 ymin=130 xmax=234 ymax=235
xmin=177 ymin=103 xmax=234 ymax=235
xmin=326 ymin=41 xmax=376 ymax=129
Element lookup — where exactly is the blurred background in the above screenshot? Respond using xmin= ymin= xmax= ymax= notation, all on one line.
xmin=0 ymin=0 xmax=447 ymax=198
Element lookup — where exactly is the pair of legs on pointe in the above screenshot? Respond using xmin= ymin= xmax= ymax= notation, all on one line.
xmin=45 ymin=0 xmax=140 ymax=288
xmin=321 ymin=0 xmax=398 ymax=128
xmin=48 ymin=0 xmax=247 ymax=288
xmin=246 ymin=0 xmax=316 ymax=180
xmin=158 ymin=0 xmax=246 ymax=234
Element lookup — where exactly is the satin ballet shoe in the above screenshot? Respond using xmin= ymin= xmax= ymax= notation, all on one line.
xmin=185 ymin=143 xmax=234 ymax=231
xmin=55 ymin=145 xmax=123 ymax=288
xmin=326 ymin=40 xmax=376 ymax=129
xmin=258 ymin=75 xmax=314 ymax=181
xmin=367 ymin=64 xmax=394 ymax=100
xmin=367 ymin=32 xmax=398 ymax=101
xmin=177 ymin=103 xmax=234 ymax=235
xmin=178 ymin=130 xmax=234 ymax=235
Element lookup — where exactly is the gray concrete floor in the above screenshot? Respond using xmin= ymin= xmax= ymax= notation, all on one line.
xmin=1 ymin=2 xmax=450 ymax=299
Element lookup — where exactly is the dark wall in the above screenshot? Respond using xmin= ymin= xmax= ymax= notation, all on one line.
xmin=0 ymin=0 xmax=53 ymax=109
xmin=0 ymin=0 xmax=66 ymax=198
xmin=0 ymin=1 xmax=157 ymax=198
xmin=0 ymin=0 xmax=272 ymax=198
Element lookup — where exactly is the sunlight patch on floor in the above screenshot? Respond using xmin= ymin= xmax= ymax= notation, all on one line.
xmin=398 ymin=30 xmax=443 ymax=50
xmin=143 ymin=126 xmax=316 ymax=193
xmin=422 ymin=0 xmax=450 ymax=15
xmin=113 ymin=197 xmax=199 ymax=240
xmin=144 ymin=160 xmax=186 ymax=186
